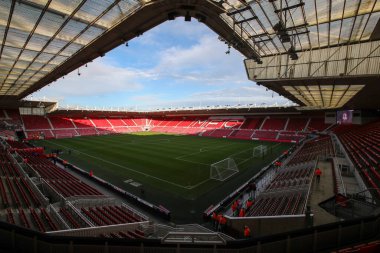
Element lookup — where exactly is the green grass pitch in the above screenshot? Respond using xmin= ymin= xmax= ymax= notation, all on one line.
xmin=33 ymin=132 xmax=291 ymax=222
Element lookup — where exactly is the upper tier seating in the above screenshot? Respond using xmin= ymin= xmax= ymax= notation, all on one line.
xmin=22 ymin=116 xmax=51 ymax=130
xmin=307 ymin=118 xmax=331 ymax=132
xmin=71 ymin=118 xmax=95 ymax=128
xmin=122 ymin=119 xmax=137 ymax=126
xmin=205 ymin=120 xmax=226 ymax=129
xmin=240 ymin=118 xmax=263 ymax=130
xmin=4 ymin=110 xmax=22 ymax=124
xmin=0 ymin=110 xmax=6 ymax=118
xmin=132 ymin=118 xmax=146 ymax=126
xmin=108 ymin=118 xmax=126 ymax=127
xmin=190 ymin=118 xmax=208 ymax=128
xmin=286 ymin=118 xmax=308 ymax=131
xmin=91 ymin=118 xmax=112 ymax=128
xmin=176 ymin=119 xmax=194 ymax=127
xmin=5 ymin=110 xmax=19 ymax=118
xmin=48 ymin=117 xmax=75 ymax=129
xmin=261 ymin=118 xmax=287 ymax=131
xmin=163 ymin=118 xmax=182 ymax=127
xmin=224 ymin=120 xmax=244 ymax=129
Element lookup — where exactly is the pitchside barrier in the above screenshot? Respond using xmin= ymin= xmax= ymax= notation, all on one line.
xmin=0 ymin=213 xmax=379 ymax=252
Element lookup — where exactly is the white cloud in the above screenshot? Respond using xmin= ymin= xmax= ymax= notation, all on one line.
xmin=130 ymin=94 xmax=164 ymax=103
xmin=33 ymin=59 xmax=151 ymax=99
xmin=153 ymin=35 xmax=247 ymax=85
xmin=128 ymin=86 xmax=293 ymax=110
xmin=145 ymin=20 xmax=210 ymax=42
xmin=189 ymin=86 xmax=291 ymax=104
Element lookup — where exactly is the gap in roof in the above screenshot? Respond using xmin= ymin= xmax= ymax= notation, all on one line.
xmin=30 ymin=19 xmax=291 ymax=110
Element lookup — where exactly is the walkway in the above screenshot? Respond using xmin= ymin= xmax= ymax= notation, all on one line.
xmin=308 ymin=160 xmax=341 ymax=226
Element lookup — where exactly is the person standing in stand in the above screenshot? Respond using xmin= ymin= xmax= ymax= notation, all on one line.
xmin=244 ymin=225 xmax=251 ymax=239
xmin=249 ymin=182 xmax=257 ymax=198
xmin=211 ymin=212 xmax=218 ymax=230
xmin=315 ymin=168 xmax=322 ymax=184
xmin=239 ymin=208 xmax=246 ymax=217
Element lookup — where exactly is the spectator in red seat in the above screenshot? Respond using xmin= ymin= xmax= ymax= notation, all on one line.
xmin=239 ymin=208 xmax=245 ymax=217
xmin=244 ymin=225 xmax=251 ymax=239
xmin=218 ymin=214 xmax=227 ymax=232
xmin=315 ymin=168 xmax=322 ymax=184
xmin=211 ymin=212 xmax=218 ymax=230
xmin=246 ymin=198 xmax=254 ymax=210
xmin=231 ymin=201 xmax=237 ymax=216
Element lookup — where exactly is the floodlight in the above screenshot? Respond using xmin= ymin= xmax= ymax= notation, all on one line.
xmin=185 ymin=12 xmax=191 ymax=22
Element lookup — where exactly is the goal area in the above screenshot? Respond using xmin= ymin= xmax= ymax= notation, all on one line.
xmin=210 ymin=158 xmax=239 ymax=181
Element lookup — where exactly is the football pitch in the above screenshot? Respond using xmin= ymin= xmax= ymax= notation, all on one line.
xmin=33 ymin=132 xmax=291 ymax=222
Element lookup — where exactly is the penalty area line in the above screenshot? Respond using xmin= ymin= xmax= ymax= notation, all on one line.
xmin=174 ymin=157 xmax=210 ymax=166
xmin=176 ymin=142 xmax=240 ymax=159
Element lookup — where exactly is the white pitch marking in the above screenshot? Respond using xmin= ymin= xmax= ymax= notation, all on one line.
xmin=43 ymin=140 xmax=199 ymax=190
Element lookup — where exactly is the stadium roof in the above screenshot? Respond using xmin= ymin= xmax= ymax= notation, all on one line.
xmin=0 ymin=0 xmax=379 ymax=108
xmin=217 ymin=0 xmax=380 ymax=56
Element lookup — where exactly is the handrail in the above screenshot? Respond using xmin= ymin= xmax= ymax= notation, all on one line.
xmin=161 ymin=232 xmax=227 ymax=245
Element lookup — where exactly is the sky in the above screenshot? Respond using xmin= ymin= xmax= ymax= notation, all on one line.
xmin=30 ymin=19 xmax=292 ymax=110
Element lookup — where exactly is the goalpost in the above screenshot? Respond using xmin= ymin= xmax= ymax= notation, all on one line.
xmin=209 ymin=144 xmax=268 ymax=181
xmin=210 ymin=158 xmax=239 ymax=181
xmin=253 ymin=145 xmax=268 ymax=158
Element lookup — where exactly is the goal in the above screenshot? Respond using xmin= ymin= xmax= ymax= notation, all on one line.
xmin=253 ymin=145 xmax=268 ymax=158
xmin=210 ymin=158 xmax=239 ymax=181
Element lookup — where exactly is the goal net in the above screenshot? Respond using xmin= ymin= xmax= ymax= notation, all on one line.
xmin=210 ymin=158 xmax=239 ymax=181
xmin=253 ymin=145 xmax=268 ymax=158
